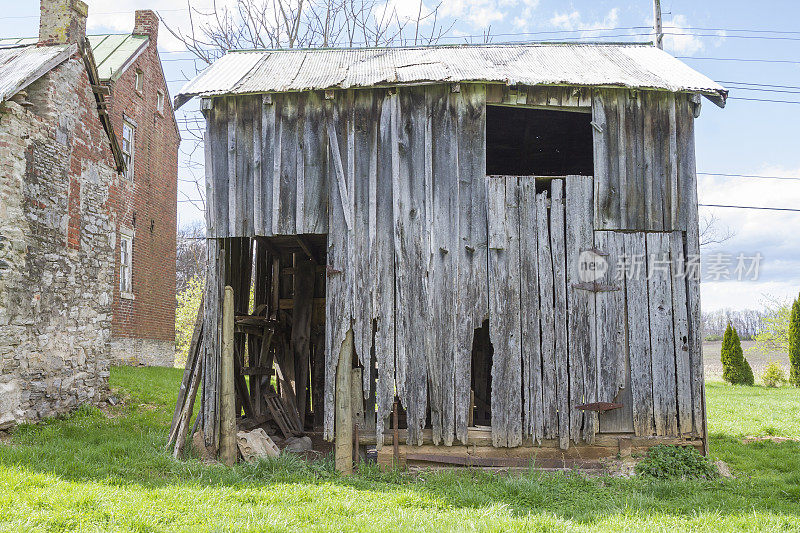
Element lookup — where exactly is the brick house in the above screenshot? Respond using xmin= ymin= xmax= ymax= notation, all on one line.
xmin=0 ymin=0 xmax=120 ymax=427
xmin=91 ymin=11 xmax=179 ymax=367
xmin=0 ymin=0 xmax=178 ymax=428
xmin=1 ymin=6 xmax=179 ymax=368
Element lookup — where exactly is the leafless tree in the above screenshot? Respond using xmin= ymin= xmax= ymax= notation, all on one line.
xmin=699 ymin=212 xmax=735 ymax=248
xmin=163 ymin=0 xmax=454 ymax=68
xmin=176 ymin=221 xmax=208 ymax=292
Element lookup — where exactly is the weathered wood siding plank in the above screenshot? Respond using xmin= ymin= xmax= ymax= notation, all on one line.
xmin=394 ymin=86 xmax=429 ymax=445
xmin=675 ymin=94 xmax=705 ymax=437
xmin=488 ymin=176 xmax=522 ymax=447
xmin=518 ymin=176 xmax=542 ymax=443
xmin=374 ymin=90 xmax=396 ymax=448
xmin=260 ymin=96 xmax=275 ymax=236
xmin=303 ymin=91 xmax=328 ymax=234
xmin=276 ymin=94 xmax=299 ymax=235
xmin=428 ymin=85 xmax=459 ymax=445
xmin=593 ymin=90 xmax=619 ymax=230
xmin=323 ymin=94 xmax=354 ymax=440
xmin=594 ymin=230 xmax=632 ymax=434
xmin=549 ymin=179 xmax=570 ymax=450
xmin=565 ymin=174 xmax=594 ymax=443
xmin=670 ymin=231 xmax=693 ymax=435
xmin=623 ymin=232 xmax=655 ymax=436
xmin=536 ymin=188 xmax=557 ymax=440
xmin=455 ymin=83 xmax=488 ymax=444
xmin=646 ymin=232 xmax=679 ymax=436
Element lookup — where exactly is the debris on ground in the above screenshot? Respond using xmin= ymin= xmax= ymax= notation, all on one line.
xmin=237 ymin=428 xmax=280 ymax=462
xmin=283 ymin=436 xmax=313 ymax=453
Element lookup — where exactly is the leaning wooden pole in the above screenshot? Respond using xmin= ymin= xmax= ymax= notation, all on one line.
xmin=219 ymin=286 xmax=237 ymax=466
xmin=335 ymin=329 xmax=354 ymax=475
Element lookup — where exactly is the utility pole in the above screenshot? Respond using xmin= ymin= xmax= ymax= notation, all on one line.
xmin=653 ymin=0 xmax=664 ymax=49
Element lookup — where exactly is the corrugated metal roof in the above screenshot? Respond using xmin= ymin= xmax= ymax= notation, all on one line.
xmin=87 ymin=34 xmax=149 ymax=81
xmin=175 ymin=43 xmax=728 ymax=108
xmin=0 ymin=44 xmax=75 ymax=102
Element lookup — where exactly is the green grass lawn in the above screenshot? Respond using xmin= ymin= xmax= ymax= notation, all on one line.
xmin=0 ymin=368 xmax=799 ymax=532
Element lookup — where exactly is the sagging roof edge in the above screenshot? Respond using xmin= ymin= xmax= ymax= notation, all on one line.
xmin=0 ymin=44 xmax=77 ymax=103
xmin=175 ymin=82 xmax=727 ymax=111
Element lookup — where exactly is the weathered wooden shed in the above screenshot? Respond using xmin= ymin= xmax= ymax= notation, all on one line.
xmin=175 ymin=43 xmax=727 ymax=470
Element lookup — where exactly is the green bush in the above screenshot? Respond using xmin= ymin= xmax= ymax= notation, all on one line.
xmin=789 ymin=294 xmax=800 ymax=386
xmin=761 ymin=361 xmax=787 ymax=387
xmin=635 ymin=445 xmax=719 ymax=481
xmin=721 ymin=324 xmax=754 ymax=386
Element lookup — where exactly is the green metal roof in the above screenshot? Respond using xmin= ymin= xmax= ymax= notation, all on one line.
xmin=0 ymin=34 xmax=148 ymax=82
xmin=87 ymin=34 xmax=149 ymax=81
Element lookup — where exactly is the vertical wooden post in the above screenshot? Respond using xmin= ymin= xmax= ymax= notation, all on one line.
xmin=335 ymin=329 xmax=354 ymax=474
xmin=220 ymin=286 xmax=237 ymax=466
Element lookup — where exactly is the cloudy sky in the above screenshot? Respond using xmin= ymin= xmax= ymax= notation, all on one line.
xmin=2 ymin=0 xmax=799 ymax=312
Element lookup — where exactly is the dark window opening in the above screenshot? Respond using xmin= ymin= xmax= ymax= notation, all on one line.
xmin=486 ymin=105 xmax=594 ymax=177
xmin=470 ymin=319 xmax=493 ymax=427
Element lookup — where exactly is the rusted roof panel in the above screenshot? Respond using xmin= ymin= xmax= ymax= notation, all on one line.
xmin=175 ymin=43 xmax=727 ymax=108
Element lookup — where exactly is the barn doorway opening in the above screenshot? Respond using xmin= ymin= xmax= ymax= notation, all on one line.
xmin=470 ymin=319 xmax=493 ymax=427
xmin=485 ymin=105 xmax=594 ymax=176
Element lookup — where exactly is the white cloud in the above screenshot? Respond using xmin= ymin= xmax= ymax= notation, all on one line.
xmin=698 ymin=166 xmax=800 ymax=310
xmin=548 ymin=8 xmax=619 ymax=38
xmin=662 ymin=14 xmax=703 ymax=55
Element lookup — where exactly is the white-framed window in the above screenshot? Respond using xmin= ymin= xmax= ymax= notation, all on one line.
xmin=120 ymin=230 xmax=134 ymax=297
xmin=156 ymin=90 xmax=164 ymax=113
xmin=121 ymin=119 xmax=135 ymax=179
xmin=135 ymin=69 xmax=144 ymax=92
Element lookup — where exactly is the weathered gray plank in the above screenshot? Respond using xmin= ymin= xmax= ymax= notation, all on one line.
xmin=323 ymin=94 xmax=354 ymax=440
xmin=276 ymin=94 xmax=299 ymax=235
xmin=623 ymin=232 xmax=655 ymax=436
xmin=594 ymin=230 xmax=632 ymax=433
xmin=518 ymin=176 xmax=542 ymax=443
xmin=622 ymin=91 xmax=646 ymax=228
xmin=646 ymin=232 xmax=679 ymax=436
xmin=643 ymin=91 xmax=665 ymax=231
xmin=374 ymin=89 xmax=396 ymax=448
xmin=302 ymin=91 xmax=328 ymax=234
xmin=394 ymin=86 xmax=429 ymax=445
xmin=252 ymin=96 xmax=263 ymax=234
xmin=227 ymin=98 xmax=239 ymax=236
xmin=351 ymin=90 xmax=376 ymax=401
xmin=675 ymin=94 xmax=705 ymax=438
xmin=565 ymin=174 xmax=594 ymax=443
xmin=209 ymin=98 xmax=229 ymax=238
xmin=454 ymin=83 xmax=488 ymax=444
xmin=670 ymin=231 xmax=693 ymax=435
xmin=536 ymin=188 xmax=557 ymax=440
xmin=260 ymin=95 xmax=275 ymax=236
xmin=428 ymin=85 xmax=458 ymax=446
xmin=549 ymin=179 xmax=570 ymax=450
xmin=488 ymin=176 xmax=522 ymax=447
xmin=592 ymin=89 xmax=619 ymax=230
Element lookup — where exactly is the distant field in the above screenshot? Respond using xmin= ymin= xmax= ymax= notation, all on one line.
xmin=703 ymin=340 xmax=789 ymax=383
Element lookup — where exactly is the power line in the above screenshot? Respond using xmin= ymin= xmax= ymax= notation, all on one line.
xmin=679 ymin=56 xmax=800 ymax=65
xmin=727 ymin=96 xmax=800 ymax=105
xmin=699 ymin=204 xmax=800 ymax=213
xmin=698 ymin=172 xmax=800 ymax=181
xmin=717 ymin=81 xmax=800 ymax=91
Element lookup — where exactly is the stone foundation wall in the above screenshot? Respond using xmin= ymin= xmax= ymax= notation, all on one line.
xmin=110 ymin=337 xmax=174 ymax=367
xmin=0 ymin=55 xmax=116 ymax=428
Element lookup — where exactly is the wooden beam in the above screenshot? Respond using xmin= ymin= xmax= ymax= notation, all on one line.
xmin=335 ymin=329 xmax=354 ymax=474
xmin=294 ymin=235 xmax=318 ymax=264
xmin=219 ymin=286 xmax=236 ymax=466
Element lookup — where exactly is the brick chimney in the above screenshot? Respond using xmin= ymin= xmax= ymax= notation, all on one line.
xmin=133 ymin=10 xmax=159 ymax=45
xmin=39 ymin=0 xmax=88 ymax=46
